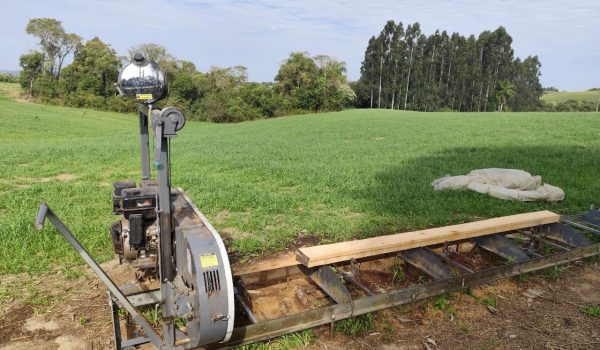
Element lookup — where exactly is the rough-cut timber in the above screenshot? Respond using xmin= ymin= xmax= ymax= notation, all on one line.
xmin=296 ymin=211 xmax=560 ymax=268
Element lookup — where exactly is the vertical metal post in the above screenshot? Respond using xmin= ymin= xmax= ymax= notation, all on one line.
xmin=139 ymin=105 xmax=151 ymax=180
xmin=152 ymin=111 xmax=177 ymax=346
xmin=109 ymin=293 xmax=123 ymax=350
xmin=154 ymin=124 xmax=174 ymax=283
xmin=329 ymin=315 xmax=336 ymax=339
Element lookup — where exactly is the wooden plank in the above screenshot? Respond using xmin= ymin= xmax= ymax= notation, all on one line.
xmin=233 ymin=252 xmax=299 ymax=276
xmin=296 ymin=211 xmax=560 ymax=268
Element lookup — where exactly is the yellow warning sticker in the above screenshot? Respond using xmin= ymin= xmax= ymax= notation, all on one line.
xmin=136 ymin=93 xmax=153 ymax=100
xmin=200 ymin=253 xmax=219 ymax=269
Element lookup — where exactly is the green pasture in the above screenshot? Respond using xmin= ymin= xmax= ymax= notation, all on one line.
xmin=541 ymin=90 xmax=600 ymax=104
xmin=1 ymin=82 xmax=599 ymax=274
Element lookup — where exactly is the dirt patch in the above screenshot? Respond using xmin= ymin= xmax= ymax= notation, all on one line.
xmin=451 ymin=247 xmax=506 ymax=271
xmin=309 ymin=263 xmax=600 ymax=350
xmin=311 ymin=205 xmax=363 ymax=221
xmin=213 ymin=210 xmax=231 ymax=223
xmin=246 ymin=276 xmax=329 ymax=321
xmin=1 ymin=259 xmax=599 ymax=349
xmin=220 ymin=226 xmax=252 ymax=241
xmin=563 ymin=271 xmax=600 ymax=304
xmin=5 ymin=90 xmax=32 ymax=104
xmin=211 ymin=210 xmax=253 ymax=226
xmin=24 ymin=318 xmax=59 ymax=332
xmin=0 ymin=174 xmax=78 ymax=187
xmin=287 ymin=233 xmax=321 ymax=251
xmin=0 ymin=261 xmax=132 ymax=349
xmin=0 ymin=335 xmax=90 ymax=350
xmin=55 ymin=174 xmax=77 ymax=182
xmin=0 ymin=305 xmax=33 ymax=344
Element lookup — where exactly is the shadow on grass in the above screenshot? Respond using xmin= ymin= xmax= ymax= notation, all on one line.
xmin=352 ymin=145 xmax=600 ymax=234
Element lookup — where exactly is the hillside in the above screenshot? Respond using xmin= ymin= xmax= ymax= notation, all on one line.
xmin=1 ymin=83 xmax=600 ymax=274
xmin=541 ymin=90 xmax=600 ymax=104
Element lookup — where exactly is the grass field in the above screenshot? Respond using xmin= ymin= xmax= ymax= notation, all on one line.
xmin=1 ymin=82 xmax=600 ymax=274
xmin=541 ymin=90 xmax=600 ymax=104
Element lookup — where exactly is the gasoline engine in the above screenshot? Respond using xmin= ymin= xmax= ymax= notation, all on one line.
xmin=110 ymin=53 xmax=233 ymax=347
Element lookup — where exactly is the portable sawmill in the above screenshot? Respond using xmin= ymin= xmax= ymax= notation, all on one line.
xmin=34 ymin=54 xmax=600 ymax=349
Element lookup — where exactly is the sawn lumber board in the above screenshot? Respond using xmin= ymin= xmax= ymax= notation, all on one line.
xmin=296 ymin=210 xmax=560 ymax=268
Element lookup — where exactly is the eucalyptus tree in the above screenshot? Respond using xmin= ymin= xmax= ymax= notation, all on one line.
xmin=403 ymin=23 xmax=421 ymax=110
xmin=360 ymin=36 xmax=379 ymax=108
xmin=25 ymin=18 xmax=80 ymax=79
xmin=356 ymin=20 xmax=542 ymax=112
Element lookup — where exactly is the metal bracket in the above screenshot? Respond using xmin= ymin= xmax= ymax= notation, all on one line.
xmin=399 ymin=248 xmax=453 ymax=280
xmin=34 ymin=203 xmax=164 ymax=348
xmin=473 ymin=234 xmax=530 ymax=262
xmin=581 ymin=209 xmax=600 ymax=228
xmin=540 ymin=223 xmax=590 ymax=247
xmin=309 ymin=266 xmax=352 ymax=304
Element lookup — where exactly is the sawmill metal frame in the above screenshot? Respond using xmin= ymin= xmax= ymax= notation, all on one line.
xmin=221 ymin=242 xmax=599 ymax=349
xmin=36 ymin=204 xmax=600 ymax=350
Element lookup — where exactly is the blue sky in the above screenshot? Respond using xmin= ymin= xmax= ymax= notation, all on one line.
xmin=1 ymin=0 xmax=598 ymax=90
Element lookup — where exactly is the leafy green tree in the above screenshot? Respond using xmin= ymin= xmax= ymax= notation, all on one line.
xmin=197 ymin=66 xmax=253 ymax=122
xmin=60 ymin=37 xmax=120 ymax=97
xmin=313 ymin=55 xmax=355 ymax=110
xmin=238 ymin=83 xmax=281 ymax=118
xmin=128 ymin=43 xmax=174 ymax=63
xmin=275 ymin=52 xmax=320 ymax=111
xmin=18 ymin=51 xmax=44 ymax=95
xmin=275 ymin=52 xmax=353 ymax=112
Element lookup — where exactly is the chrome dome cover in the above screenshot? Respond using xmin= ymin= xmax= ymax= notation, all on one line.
xmin=117 ymin=53 xmax=167 ymax=104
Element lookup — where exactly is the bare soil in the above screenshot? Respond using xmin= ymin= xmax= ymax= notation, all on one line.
xmin=1 ymin=260 xmax=599 ymax=350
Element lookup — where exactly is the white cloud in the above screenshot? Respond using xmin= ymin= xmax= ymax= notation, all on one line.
xmin=0 ymin=0 xmax=598 ymax=89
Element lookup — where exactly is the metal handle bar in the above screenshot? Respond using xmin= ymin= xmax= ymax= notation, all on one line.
xmin=34 ymin=203 xmax=164 ymax=348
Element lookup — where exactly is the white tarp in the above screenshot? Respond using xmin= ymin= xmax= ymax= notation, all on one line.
xmin=432 ymin=168 xmax=565 ymax=202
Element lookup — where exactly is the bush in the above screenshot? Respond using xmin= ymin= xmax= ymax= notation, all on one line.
xmin=0 ymin=73 xmax=17 ymax=83
xmin=540 ymin=99 xmax=596 ymax=112
xmin=106 ymin=95 xmax=136 ymax=113
xmin=31 ymin=75 xmax=58 ymax=98
xmin=63 ymin=93 xmax=105 ymax=109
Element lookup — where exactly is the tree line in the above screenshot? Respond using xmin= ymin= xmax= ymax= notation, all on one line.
xmin=353 ymin=20 xmax=544 ymax=112
xmin=18 ymin=18 xmax=355 ymax=122
xmin=15 ymin=18 xmax=593 ymax=119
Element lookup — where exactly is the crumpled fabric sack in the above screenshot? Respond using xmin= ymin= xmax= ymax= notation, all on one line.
xmin=432 ymin=168 xmax=564 ymax=202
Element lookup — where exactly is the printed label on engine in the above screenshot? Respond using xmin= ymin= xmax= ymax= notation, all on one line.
xmin=136 ymin=93 xmax=153 ymax=100
xmin=200 ymin=253 xmax=219 ymax=269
